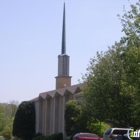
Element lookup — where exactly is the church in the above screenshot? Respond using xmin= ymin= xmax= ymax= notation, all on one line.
xmin=30 ymin=3 xmax=83 ymax=138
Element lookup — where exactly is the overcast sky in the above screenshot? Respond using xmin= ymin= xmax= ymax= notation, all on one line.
xmin=0 ymin=0 xmax=138 ymax=103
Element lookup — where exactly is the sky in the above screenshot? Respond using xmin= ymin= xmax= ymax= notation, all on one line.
xmin=0 ymin=0 xmax=138 ymax=104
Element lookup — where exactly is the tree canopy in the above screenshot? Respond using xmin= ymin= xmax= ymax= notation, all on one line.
xmin=0 ymin=101 xmax=18 ymax=139
xmin=82 ymin=0 xmax=140 ymax=129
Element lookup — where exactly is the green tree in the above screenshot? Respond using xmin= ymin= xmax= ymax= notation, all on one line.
xmin=117 ymin=0 xmax=140 ymax=127
xmin=82 ymin=1 xmax=140 ymax=129
xmin=3 ymin=100 xmax=19 ymax=118
xmin=0 ymin=103 xmax=18 ymax=139
xmin=65 ymin=100 xmax=92 ymax=138
xmin=12 ymin=101 xmax=35 ymax=140
xmin=82 ymin=44 xmax=131 ymax=126
xmin=0 ymin=105 xmax=7 ymax=133
xmin=119 ymin=0 xmax=140 ymax=89
xmin=65 ymin=100 xmax=81 ymax=136
xmin=73 ymin=103 xmax=90 ymax=133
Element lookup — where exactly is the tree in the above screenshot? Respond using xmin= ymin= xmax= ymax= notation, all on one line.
xmin=117 ymin=0 xmax=140 ymax=127
xmin=0 ymin=105 xmax=7 ymax=133
xmin=65 ymin=100 xmax=81 ymax=136
xmin=82 ymin=0 xmax=140 ymax=129
xmin=65 ymin=100 xmax=109 ymax=137
xmin=4 ymin=100 xmax=19 ymax=118
xmin=12 ymin=101 xmax=35 ymax=140
xmin=0 ymin=102 xmax=18 ymax=139
xmin=82 ymin=44 xmax=132 ymax=126
xmin=65 ymin=100 xmax=95 ymax=137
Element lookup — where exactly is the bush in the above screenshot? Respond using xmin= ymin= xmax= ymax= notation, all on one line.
xmin=32 ymin=133 xmax=42 ymax=139
xmin=44 ymin=136 xmax=50 ymax=140
xmin=1 ymin=128 xmax=12 ymax=140
xmin=12 ymin=101 xmax=35 ymax=140
xmin=33 ymin=133 xmax=63 ymax=140
xmin=57 ymin=133 xmax=63 ymax=140
xmin=87 ymin=121 xmax=110 ymax=137
xmin=49 ymin=133 xmax=63 ymax=140
xmin=12 ymin=136 xmax=23 ymax=140
xmin=33 ymin=135 xmax=46 ymax=140
xmin=49 ymin=134 xmax=56 ymax=140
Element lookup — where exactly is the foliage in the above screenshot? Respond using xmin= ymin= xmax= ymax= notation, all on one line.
xmin=73 ymin=104 xmax=90 ymax=133
xmin=0 ymin=105 xmax=7 ymax=132
xmin=3 ymin=100 xmax=19 ymax=118
xmin=32 ymin=133 xmax=63 ymax=140
xmin=65 ymin=100 xmax=90 ymax=137
xmin=0 ymin=101 xmax=18 ymax=139
xmin=118 ymin=1 xmax=140 ymax=47
xmin=12 ymin=136 xmax=23 ymax=140
xmin=12 ymin=101 xmax=35 ymax=140
xmin=1 ymin=127 xmax=12 ymax=139
xmin=1 ymin=117 xmax=14 ymax=139
xmin=49 ymin=133 xmax=63 ymax=140
xmin=65 ymin=100 xmax=81 ymax=136
xmin=82 ymin=44 xmax=130 ymax=126
xmin=33 ymin=135 xmax=46 ymax=140
xmin=87 ymin=120 xmax=110 ymax=137
xmin=82 ymin=0 xmax=140 ymax=129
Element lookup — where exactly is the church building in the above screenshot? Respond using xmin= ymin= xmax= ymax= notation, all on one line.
xmin=31 ymin=3 xmax=82 ymax=138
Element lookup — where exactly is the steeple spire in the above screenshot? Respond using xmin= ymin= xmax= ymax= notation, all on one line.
xmin=55 ymin=2 xmax=71 ymax=89
xmin=61 ymin=3 xmax=66 ymax=54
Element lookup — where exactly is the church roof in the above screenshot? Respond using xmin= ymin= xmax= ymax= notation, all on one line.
xmin=30 ymin=83 xmax=83 ymax=102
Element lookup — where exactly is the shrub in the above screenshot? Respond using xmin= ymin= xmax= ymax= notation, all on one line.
xmin=33 ymin=133 xmax=63 ymax=140
xmin=33 ymin=135 xmax=46 ymax=140
xmin=12 ymin=101 xmax=35 ymax=140
xmin=87 ymin=121 xmax=110 ymax=137
xmin=1 ymin=127 xmax=12 ymax=140
xmin=12 ymin=136 xmax=23 ymax=140
xmin=57 ymin=133 xmax=63 ymax=140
